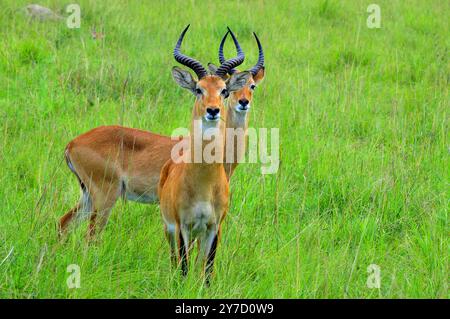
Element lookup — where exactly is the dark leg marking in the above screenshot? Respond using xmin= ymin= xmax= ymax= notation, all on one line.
xmin=205 ymin=234 xmax=218 ymax=286
xmin=179 ymin=231 xmax=188 ymax=276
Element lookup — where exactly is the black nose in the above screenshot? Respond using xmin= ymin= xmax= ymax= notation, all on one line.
xmin=239 ymin=99 xmax=249 ymax=107
xmin=206 ymin=107 xmax=220 ymax=116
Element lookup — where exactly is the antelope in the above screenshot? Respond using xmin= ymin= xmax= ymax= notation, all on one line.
xmin=59 ymin=128 xmax=178 ymax=237
xmin=58 ymin=28 xmax=264 ymax=237
xmin=158 ymin=26 xmax=250 ymax=282
xmin=208 ymin=31 xmax=265 ymax=179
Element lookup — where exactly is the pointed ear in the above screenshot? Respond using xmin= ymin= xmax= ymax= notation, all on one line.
xmin=226 ymin=71 xmax=251 ymax=92
xmin=172 ymin=66 xmax=196 ymax=93
xmin=208 ymin=63 xmax=218 ymax=74
xmin=253 ymin=67 xmax=265 ymax=85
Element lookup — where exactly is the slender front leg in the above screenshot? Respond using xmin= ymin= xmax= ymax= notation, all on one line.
xmin=205 ymin=234 xmax=218 ymax=286
xmin=178 ymin=224 xmax=190 ymax=277
xmin=164 ymin=224 xmax=177 ymax=267
xmin=199 ymin=225 xmax=219 ymax=286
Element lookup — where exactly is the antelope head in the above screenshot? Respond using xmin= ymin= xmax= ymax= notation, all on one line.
xmin=208 ymin=31 xmax=265 ymax=117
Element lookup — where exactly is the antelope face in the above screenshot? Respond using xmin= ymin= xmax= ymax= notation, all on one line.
xmin=172 ymin=67 xmax=251 ymax=125
xmin=195 ymin=76 xmax=229 ymax=123
xmin=228 ymin=67 xmax=265 ymax=115
xmin=207 ymin=66 xmax=265 ymax=118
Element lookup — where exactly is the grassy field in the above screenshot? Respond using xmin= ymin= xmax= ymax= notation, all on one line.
xmin=0 ymin=0 xmax=448 ymax=298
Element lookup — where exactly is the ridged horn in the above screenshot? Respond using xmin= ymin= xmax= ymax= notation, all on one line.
xmin=173 ymin=24 xmax=208 ymax=79
xmin=215 ymin=27 xmax=245 ymax=78
xmin=218 ymin=31 xmax=237 ymax=75
xmin=248 ymin=32 xmax=264 ymax=76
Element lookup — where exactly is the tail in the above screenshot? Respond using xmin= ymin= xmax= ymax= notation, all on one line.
xmin=64 ymin=145 xmax=86 ymax=192
xmin=64 ymin=144 xmax=93 ymax=215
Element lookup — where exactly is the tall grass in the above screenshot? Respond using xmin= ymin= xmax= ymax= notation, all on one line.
xmin=0 ymin=0 xmax=447 ymax=298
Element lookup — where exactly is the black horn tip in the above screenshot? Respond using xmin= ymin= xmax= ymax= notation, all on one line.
xmin=219 ymin=30 xmax=230 ymax=46
xmin=180 ymin=24 xmax=190 ymax=38
xmin=175 ymin=24 xmax=191 ymax=52
xmin=227 ymin=27 xmax=237 ymax=40
xmin=253 ymin=32 xmax=262 ymax=46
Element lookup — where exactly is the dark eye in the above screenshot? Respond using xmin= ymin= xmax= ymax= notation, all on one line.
xmin=195 ymin=88 xmax=202 ymax=95
xmin=221 ymin=89 xmax=229 ymax=98
xmin=250 ymin=84 xmax=256 ymax=90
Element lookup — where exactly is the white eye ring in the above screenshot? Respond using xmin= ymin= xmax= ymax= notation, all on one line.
xmin=250 ymin=84 xmax=256 ymax=90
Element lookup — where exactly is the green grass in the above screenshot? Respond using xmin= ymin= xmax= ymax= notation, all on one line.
xmin=0 ymin=0 xmax=448 ymax=298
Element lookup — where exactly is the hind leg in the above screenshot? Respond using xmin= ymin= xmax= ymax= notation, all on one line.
xmin=64 ymin=146 xmax=122 ymax=239
xmin=59 ymin=188 xmax=93 ymax=236
xmin=86 ymin=181 xmax=121 ymax=238
xmin=59 ymin=203 xmax=80 ymax=235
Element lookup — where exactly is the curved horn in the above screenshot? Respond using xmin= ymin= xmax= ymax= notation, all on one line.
xmin=173 ymin=24 xmax=208 ymax=79
xmin=215 ymin=27 xmax=245 ymax=78
xmin=218 ymin=31 xmax=237 ymax=75
xmin=218 ymin=31 xmax=228 ymax=65
xmin=248 ymin=32 xmax=264 ymax=76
